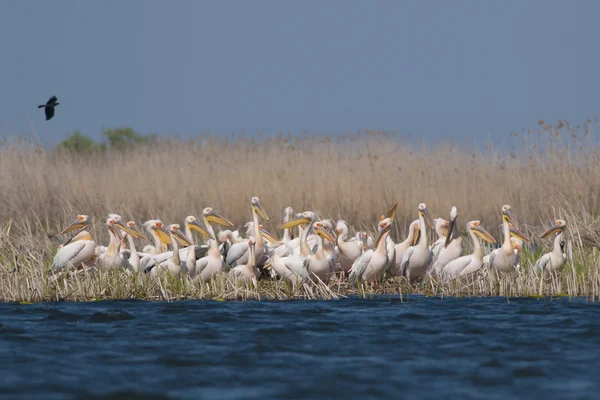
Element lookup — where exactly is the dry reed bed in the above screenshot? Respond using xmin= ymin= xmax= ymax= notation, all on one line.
xmin=0 ymin=119 xmax=600 ymax=301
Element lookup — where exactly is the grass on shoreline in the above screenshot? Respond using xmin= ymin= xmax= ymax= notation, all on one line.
xmin=1 ymin=119 xmax=600 ymax=302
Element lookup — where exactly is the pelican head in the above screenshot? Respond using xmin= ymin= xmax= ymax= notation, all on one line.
xmin=541 ymin=219 xmax=567 ymax=239
xmin=360 ymin=232 xmax=368 ymax=251
xmin=335 ymin=220 xmax=348 ymax=237
xmin=375 ymin=217 xmax=393 ymax=247
xmin=314 ymin=222 xmax=336 ymax=243
xmin=251 ymin=197 xmax=269 ymax=221
xmin=203 ymin=207 xmax=234 ymax=228
xmin=508 ymin=223 xmax=530 ymax=242
xmin=511 ymin=237 xmax=523 ymax=253
xmin=145 ymin=220 xmax=172 ymax=245
xmin=434 ymin=218 xmax=450 ymax=238
xmin=217 ymin=230 xmax=230 ymax=243
xmin=280 ymin=211 xmax=315 ymax=229
xmin=61 ymin=214 xmax=91 ymax=234
xmin=185 ymin=215 xmax=215 ymax=239
xmin=108 ymin=213 xmax=122 ymax=221
xmin=125 ymin=221 xmax=146 ymax=239
xmin=501 ymin=205 xmax=519 ymax=229
xmin=418 ymin=203 xmax=433 ymax=229
xmin=466 ymin=221 xmax=496 ymax=244
xmin=106 ymin=217 xmax=124 ymax=242
xmin=284 ymin=206 xmax=294 ymax=221
xmin=166 ymin=224 xmax=193 ymax=247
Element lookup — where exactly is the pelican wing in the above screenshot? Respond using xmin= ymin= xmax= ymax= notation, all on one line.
xmin=283 ymin=255 xmax=310 ymax=279
xmin=195 ymin=256 xmax=209 ymax=276
xmin=400 ymin=246 xmax=415 ymax=277
xmin=443 ymin=255 xmax=474 ymax=280
xmin=430 ymin=238 xmax=445 ymax=262
xmin=225 ymin=241 xmax=249 ymax=267
xmin=349 ymin=250 xmax=373 ymax=282
xmin=535 ymin=253 xmax=551 ymax=272
xmin=51 ymin=241 xmax=93 ymax=270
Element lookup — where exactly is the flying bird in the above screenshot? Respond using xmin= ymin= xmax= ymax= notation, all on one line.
xmin=38 ymin=96 xmax=59 ymax=120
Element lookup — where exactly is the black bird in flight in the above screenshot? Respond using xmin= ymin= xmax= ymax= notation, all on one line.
xmin=38 ymin=96 xmax=59 ymax=120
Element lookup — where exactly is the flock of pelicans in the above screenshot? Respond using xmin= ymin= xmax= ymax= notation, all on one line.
xmin=50 ymin=197 xmax=568 ymax=286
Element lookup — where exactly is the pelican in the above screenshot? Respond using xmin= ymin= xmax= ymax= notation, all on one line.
xmin=225 ymin=197 xmax=269 ymax=268
xmin=142 ymin=220 xmax=168 ymax=255
xmin=51 ymin=215 xmax=96 ymax=271
xmin=281 ymin=207 xmax=295 ymax=243
xmin=401 ymin=203 xmax=434 ymax=282
xmin=194 ymin=239 xmax=225 ymax=281
xmin=431 ymin=206 xmax=463 ymax=278
xmin=317 ymin=219 xmax=339 ymax=270
xmin=230 ymin=239 xmax=260 ymax=283
xmin=335 ymin=220 xmax=362 ymax=273
xmin=430 ymin=217 xmax=450 ymax=262
xmin=182 ymin=215 xmax=215 ymax=276
xmin=389 ymin=220 xmax=420 ymax=277
xmin=278 ymin=211 xmax=335 ymax=284
xmin=159 ymin=224 xmax=194 ymax=275
xmin=483 ymin=237 xmax=522 ymax=269
xmin=349 ymin=217 xmax=392 ymax=284
xmin=121 ymin=221 xmax=146 ymax=272
xmin=488 ymin=205 xmax=530 ymax=278
xmin=98 ymin=216 xmax=137 ymax=271
xmin=535 ymin=219 xmax=567 ymax=278
xmin=441 ymin=221 xmax=496 ymax=281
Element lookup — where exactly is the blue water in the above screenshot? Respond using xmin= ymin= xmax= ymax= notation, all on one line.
xmin=1 ymin=296 xmax=599 ymax=399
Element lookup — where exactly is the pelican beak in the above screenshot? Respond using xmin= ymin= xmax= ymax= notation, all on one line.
xmin=412 ymin=227 xmax=421 ymax=246
xmin=315 ymin=226 xmax=336 ymax=243
xmin=189 ymin=220 xmax=215 ymax=240
xmin=472 ymin=225 xmax=496 ymax=244
xmin=171 ymin=228 xmax=193 ymax=247
xmin=375 ymin=224 xmax=391 ymax=247
xmin=108 ymin=223 xmax=124 ymax=243
xmin=60 ymin=219 xmax=87 ymax=234
xmin=253 ymin=201 xmax=270 ymax=221
xmin=281 ymin=215 xmax=311 ymax=230
xmin=205 ymin=210 xmax=234 ymax=227
xmin=541 ymin=223 xmax=564 ymax=239
xmin=259 ymin=227 xmax=281 ymax=244
xmin=385 ymin=202 xmax=398 ymax=220
xmin=444 ymin=219 xmax=456 ymax=248
xmin=509 ymin=225 xmax=530 ymax=242
xmin=115 ymin=220 xmax=145 ymax=240
xmin=153 ymin=225 xmax=173 ymax=245
xmin=419 ymin=208 xmax=433 ymax=230
xmin=503 ymin=208 xmax=519 ymax=230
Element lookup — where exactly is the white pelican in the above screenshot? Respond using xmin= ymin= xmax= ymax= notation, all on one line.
xmin=51 ymin=215 xmax=96 ymax=271
xmin=159 ymin=224 xmax=194 ymax=275
xmin=281 ymin=207 xmax=295 ymax=243
xmin=194 ymin=239 xmax=225 ymax=281
xmin=483 ymin=237 xmax=522 ymax=270
xmin=122 ymin=221 xmax=146 ymax=272
xmin=225 ymin=197 xmax=269 ymax=268
xmin=278 ymin=211 xmax=335 ymax=284
xmin=201 ymin=207 xmax=235 ymax=242
xmin=389 ymin=220 xmax=420 ymax=277
xmin=335 ymin=220 xmax=362 ymax=273
xmin=98 ymin=216 xmax=136 ymax=271
xmin=349 ymin=217 xmax=392 ymax=284
xmin=401 ymin=203 xmax=434 ymax=282
xmin=441 ymin=221 xmax=496 ymax=281
xmin=142 ymin=220 xmax=168 ymax=255
xmin=488 ymin=205 xmax=530 ymax=278
xmin=430 ymin=217 xmax=450 ymax=262
xmin=317 ymin=219 xmax=339 ymax=270
xmin=431 ymin=206 xmax=463 ymax=278
xmin=535 ymin=219 xmax=567 ymax=278
xmin=230 ymin=239 xmax=260 ymax=283
xmin=182 ymin=215 xmax=214 ymax=276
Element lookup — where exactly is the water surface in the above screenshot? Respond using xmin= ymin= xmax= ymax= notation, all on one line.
xmin=1 ymin=296 xmax=599 ymax=399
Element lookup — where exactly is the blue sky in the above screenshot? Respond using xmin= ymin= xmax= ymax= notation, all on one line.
xmin=1 ymin=0 xmax=599 ymax=146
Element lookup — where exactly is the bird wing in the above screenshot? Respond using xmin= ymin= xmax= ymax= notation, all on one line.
xmin=400 ymin=246 xmax=415 ymax=276
xmin=193 ymin=245 xmax=209 ymax=259
xmin=487 ymin=250 xmax=496 ymax=272
xmin=430 ymin=238 xmax=445 ymax=262
xmin=195 ymin=256 xmax=209 ymax=275
xmin=442 ymin=255 xmax=473 ymax=280
xmin=51 ymin=241 xmax=91 ymax=270
xmin=225 ymin=241 xmax=249 ymax=267
xmin=283 ymin=255 xmax=309 ymax=279
xmin=349 ymin=251 xmax=372 ymax=282
xmin=48 ymin=96 xmax=57 ymax=104
xmin=45 ymin=106 xmax=55 ymax=120
xmin=535 ymin=253 xmax=551 ymax=272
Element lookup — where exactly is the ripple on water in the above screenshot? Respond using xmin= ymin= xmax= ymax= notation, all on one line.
xmin=87 ymin=311 xmax=135 ymax=323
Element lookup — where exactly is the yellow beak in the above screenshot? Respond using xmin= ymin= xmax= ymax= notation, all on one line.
xmin=154 ymin=226 xmax=173 ymax=245
xmin=509 ymin=225 xmax=530 ymax=242
xmin=540 ymin=224 xmax=564 ymax=239
xmin=205 ymin=210 xmax=234 ymax=227
xmin=472 ymin=225 xmax=496 ymax=244
xmin=253 ymin=202 xmax=270 ymax=221
xmin=281 ymin=215 xmax=311 ymax=230
xmin=60 ymin=219 xmax=87 ymax=234
xmin=189 ymin=220 xmax=215 ymax=240
xmin=315 ymin=226 xmax=336 ymax=243
xmin=375 ymin=224 xmax=391 ymax=248
xmin=385 ymin=202 xmax=398 ymax=220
